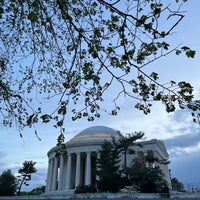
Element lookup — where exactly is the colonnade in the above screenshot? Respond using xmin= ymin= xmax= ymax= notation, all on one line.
xmin=46 ymin=151 xmax=96 ymax=192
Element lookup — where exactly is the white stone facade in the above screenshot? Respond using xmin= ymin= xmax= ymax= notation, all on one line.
xmin=45 ymin=126 xmax=171 ymax=195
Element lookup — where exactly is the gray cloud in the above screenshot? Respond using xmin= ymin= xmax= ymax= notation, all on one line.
xmin=169 ymin=109 xmax=192 ymax=123
xmin=162 ymin=109 xmax=200 ymax=157
xmin=0 ymin=146 xmax=12 ymax=173
xmin=0 ymin=151 xmax=6 ymax=160
xmin=164 ymin=131 xmax=200 ymax=150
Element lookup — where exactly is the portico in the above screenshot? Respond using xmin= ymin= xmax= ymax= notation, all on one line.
xmin=46 ymin=151 xmax=98 ymax=193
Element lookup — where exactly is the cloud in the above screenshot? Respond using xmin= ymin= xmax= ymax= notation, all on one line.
xmin=163 ymin=109 xmax=200 ymax=157
xmin=0 ymin=146 xmax=6 ymax=160
xmin=0 ymin=152 xmax=8 ymax=174
xmin=164 ymin=132 xmax=200 ymax=150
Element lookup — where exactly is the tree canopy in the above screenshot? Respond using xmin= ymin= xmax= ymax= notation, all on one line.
xmin=127 ymin=157 xmax=169 ymax=193
xmin=96 ymin=140 xmax=121 ymax=192
xmin=17 ymin=161 xmax=37 ymax=195
xmin=112 ymin=131 xmax=144 ymax=177
xmin=0 ymin=0 xmax=199 ymax=135
xmin=0 ymin=169 xmax=18 ymax=196
xmin=171 ymin=177 xmax=185 ymax=192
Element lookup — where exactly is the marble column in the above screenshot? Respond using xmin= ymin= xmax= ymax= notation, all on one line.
xmin=45 ymin=159 xmax=50 ymax=192
xmin=49 ymin=158 xmax=54 ymax=191
xmin=85 ymin=152 xmax=91 ymax=185
xmin=52 ymin=157 xmax=58 ymax=191
xmin=66 ymin=153 xmax=72 ymax=189
xmin=96 ymin=152 xmax=100 ymax=181
xmin=75 ymin=152 xmax=81 ymax=187
xmin=58 ymin=155 xmax=64 ymax=190
xmin=45 ymin=159 xmax=51 ymax=192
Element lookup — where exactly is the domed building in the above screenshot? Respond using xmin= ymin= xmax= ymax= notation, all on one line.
xmin=45 ymin=126 xmax=171 ymax=195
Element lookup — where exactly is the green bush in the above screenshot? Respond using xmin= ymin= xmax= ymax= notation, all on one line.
xmin=30 ymin=186 xmax=45 ymax=195
xmin=159 ymin=182 xmax=170 ymax=198
xmin=75 ymin=185 xmax=97 ymax=193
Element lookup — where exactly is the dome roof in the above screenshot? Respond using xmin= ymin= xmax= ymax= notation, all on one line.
xmin=68 ymin=126 xmax=119 ymax=145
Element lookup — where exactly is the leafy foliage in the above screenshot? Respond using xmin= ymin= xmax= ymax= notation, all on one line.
xmin=0 ymin=0 xmax=199 ymax=135
xmin=75 ymin=185 xmax=97 ymax=194
xmin=17 ymin=161 xmax=37 ymax=195
xmin=96 ymin=140 xmax=121 ymax=192
xmin=190 ymin=100 xmax=200 ymax=124
xmin=96 ymin=139 xmax=170 ymax=194
xmin=55 ymin=132 xmax=67 ymax=157
xmin=112 ymin=131 xmax=144 ymax=177
xmin=171 ymin=177 xmax=185 ymax=192
xmin=127 ymin=158 xmax=169 ymax=193
xmin=0 ymin=169 xmax=18 ymax=196
xmin=29 ymin=185 xmax=45 ymax=195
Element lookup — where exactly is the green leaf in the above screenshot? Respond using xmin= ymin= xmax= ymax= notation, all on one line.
xmin=28 ymin=11 xmax=38 ymax=23
xmin=111 ymin=15 xmax=119 ymax=22
xmin=181 ymin=46 xmax=190 ymax=51
xmin=40 ymin=114 xmax=52 ymax=123
xmin=186 ymin=50 xmax=195 ymax=58
xmin=175 ymin=49 xmax=182 ymax=55
xmin=150 ymin=72 xmax=158 ymax=80
xmin=160 ymin=31 xmax=166 ymax=37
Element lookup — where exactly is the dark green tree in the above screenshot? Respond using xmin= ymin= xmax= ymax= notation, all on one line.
xmin=96 ymin=140 xmax=121 ymax=192
xmin=171 ymin=177 xmax=185 ymax=192
xmin=127 ymin=158 xmax=169 ymax=193
xmin=0 ymin=169 xmax=18 ymax=196
xmin=0 ymin=0 xmax=199 ymax=136
xmin=17 ymin=161 xmax=37 ymax=195
xmin=29 ymin=185 xmax=45 ymax=195
xmin=112 ymin=131 xmax=144 ymax=177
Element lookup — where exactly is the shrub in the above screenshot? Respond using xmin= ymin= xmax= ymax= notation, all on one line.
xmin=75 ymin=185 xmax=97 ymax=194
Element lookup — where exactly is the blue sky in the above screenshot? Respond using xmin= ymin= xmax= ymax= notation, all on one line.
xmin=0 ymin=0 xmax=200 ymax=192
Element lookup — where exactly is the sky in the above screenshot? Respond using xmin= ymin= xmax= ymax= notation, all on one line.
xmin=0 ymin=0 xmax=200 ymax=192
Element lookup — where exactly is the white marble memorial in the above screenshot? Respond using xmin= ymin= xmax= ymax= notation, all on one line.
xmin=45 ymin=126 xmax=171 ymax=195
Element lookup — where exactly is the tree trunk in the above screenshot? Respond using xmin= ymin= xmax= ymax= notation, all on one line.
xmin=17 ymin=175 xmax=26 ymax=195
